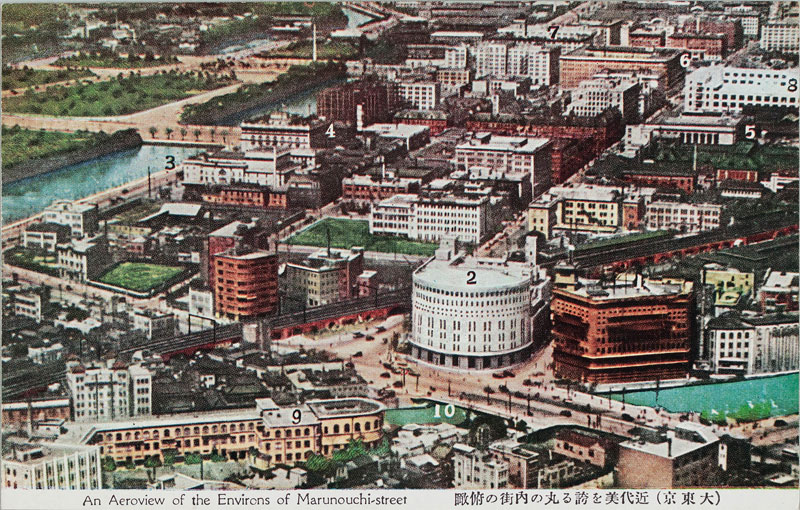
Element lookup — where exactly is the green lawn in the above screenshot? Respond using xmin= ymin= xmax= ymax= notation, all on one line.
xmin=286 ymin=218 xmax=438 ymax=256
xmin=2 ymin=71 xmax=235 ymax=117
xmin=1 ymin=126 xmax=113 ymax=169
xmin=2 ymin=66 xmax=95 ymax=90
xmin=98 ymin=262 xmax=184 ymax=292
xmin=268 ymin=40 xmax=358 ymax=59
xmin=54 ymin=53 xmax=179 ymax=69
xmin=385 ymin=404 xmax=468 ymax=426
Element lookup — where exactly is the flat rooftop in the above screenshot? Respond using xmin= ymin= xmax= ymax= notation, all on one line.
xmin=414 ymin=252 xmax=532 ymax=292
xmin=306 ymin=398 xmax=385 ymax=419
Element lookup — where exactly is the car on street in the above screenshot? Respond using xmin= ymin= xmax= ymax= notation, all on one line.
xmin=353 ymin=351 xmax=363 ymax=358
xmin=366 ymin=335 xmax=375 ymax=341
xmin=353 ymin=332 xmax=364 ymax=338
xmin=559 ymin=410 xmax=572 ymax=417
xmin=380 ymin=372 xmax=391 ymax=378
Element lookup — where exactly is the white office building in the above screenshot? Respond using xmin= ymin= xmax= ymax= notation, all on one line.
xmin=181 ymin=148 xmax=299 ymax=187
xmin=397 ymin=79 xmax=441 ymax=110
xmin=474 ymin=41 xmax=559 ymax=86
xmin=684 ymin=66 xmax=799 ymax=113
xmin=566 ymin=77 xmax=641 ymax=122
xmin=760 ymin=21 xmax=799 ymax=52
xmin=453 ymin=443 xmax=509 ymax=489
xmin=706 ymin=313 xmax=799 ymax=375
xmin=2 ymin=442 xmax=101 ymax=490
xmin=66 ymin=361 xmax=152 ymax=422
xmin=645 ymin=201 xmax=722 ymax=233
xmin=410 ymin=236 xmax=550 ymax=370
xmin=43 ymin=200 xmax=98 ymax=239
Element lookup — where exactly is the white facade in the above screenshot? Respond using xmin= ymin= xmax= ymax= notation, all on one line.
xmin=189 ymin=286 xmax=214 ymax=318
xmin=443 ymin=45 xmax=468 ymax=69
xmin=14 ymin=292 xmax=42 ymax=322
xmin=43 ymin=200 xmax=97 ymax=238
xmin=56 ymin=235 xmax=107 ymax=282
xmin=625 ymin=114 xmax=741 ymax=154
xmin=397 ymin=80 xmax=441 ymax=110
xmin=566 ymin=77 xmax=640 ymax=122
xmin=707 ymin=314 xmax=799 ymax=375
xmin=2 ymin=443 xmax=101 ymax=490
xmin=453 ymin=443 xmax=509 ymax=489
xmin=410 ymin=237 xmax=550 ymax=370
xmin=66 ymin=362 xmax=152 ymax=422
xmin=474 ymin=41 xmax=558 ymax=85
xmin=369 ymin=192 xmax=493 ymax=245
xmin=240 ymin=111 xmax=325 ymax=150
xmin=181 ymin=149 xmax=297 ymax=187
xmin=760 ymin=21 xmax=799 ymax=52
xmin=645 ymin=201 xmax=722 ymax=233
xmin=132 ymin=309 xmax=175 ymax=340
xmin=684 ymin=66 xmax=800 ymax=113
xmin=28 ymin=343 xmax=64 ymax=364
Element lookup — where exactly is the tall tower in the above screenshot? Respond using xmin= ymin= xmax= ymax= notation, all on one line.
xmin=312 ymin=24 xmax=318 ymax=62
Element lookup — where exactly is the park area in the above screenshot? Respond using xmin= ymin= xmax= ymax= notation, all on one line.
xmin=2 ymin=71 xmax=234 ymax=117
xmin=286 ymin=218 xmax=438 ymax=257
xmin=2 ymin=126 xmax=112 ymax=169
xmin=267 ymin=40 xmax=358 ymax=60
xmin=4 ymin=247 xmax=59 ymax=276
xmin=54 ymin=52 xmax=179 ymax=69
xmin=2 ymin=65 xmax=94 ymax=90
xmin=605 ymin=372 xmax=799 ymax=424
xmin=98 ymin=262 xmax=185 ymax=292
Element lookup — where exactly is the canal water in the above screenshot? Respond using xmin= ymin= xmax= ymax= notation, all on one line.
xmin=604 ymin=372 xmax=799 ymax=420
xmin=2 ymin=145 xmax=201 ymax=225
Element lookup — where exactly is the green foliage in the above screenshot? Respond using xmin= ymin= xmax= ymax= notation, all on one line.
xmin=124 ymin=459 xmax=136 ymax=470
xmin=65 ymin=306 xmax=90 ymax=322
xmin=180 ymin=62 xmax=344 ymax=125
xmin=54 ymin=52 xmax=179 ymax=69
xmin=2 ymin=66 xmax=94 ymax=91
xmin=184 ymin=453 xmax=202 ymax=465
xmin=287 ymin=218 xmax=438 ymax=256
xmin=162 ymin=449 xmax=176 ymax=466
xmin=144 ymin=455 xmax=162 ymax=469
xmin=3 ymin=72 xmax=234 ymax=117
xmin=210 ymin=448 xmax=226 ymax=462
xmin=98 ymin=262 xmax=184 ymax=292
xmin=102 ymin=456 xmax=117 ymax=472
xmin=3 ymin=246 xmax=59 ymax=276
xmin=364 ymin=38 xmax=407 ymax=64
xmin=267 ymin=40 xmax=358 ymax=60
xmin=1 ymin=126 xmax=126 ymax=170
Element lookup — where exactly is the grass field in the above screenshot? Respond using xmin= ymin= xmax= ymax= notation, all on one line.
xmin=2 ymin=71 xmax=234 ymax=117
xmin=2 ymin=66 xmax=94 ymax=90
xmin=4 ymin=247 xmax=59 ymax=276
xmin=286 ymin=218 xmax=438 ymax=256
xmin=98 ymin=262 xmax=184 ymax=292
xmin=268 ymin=40 xmax=358 ymax=59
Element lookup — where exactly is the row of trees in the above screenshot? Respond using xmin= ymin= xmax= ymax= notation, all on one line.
xmin=146 ymin=126 xmax=231 ymax=143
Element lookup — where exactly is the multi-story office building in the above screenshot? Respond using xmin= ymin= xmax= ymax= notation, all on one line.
xmin=66 ymin=361 xmax=152 ymax=422
xmin=317 ymin=80 xmax=391 ymax=130
xmin=78 ymin=397 xmax=385 ymax=466
xmin=342 ymin=173 xmax=422 ymax=202
xmin=410 ymin=237 xmax=550 ymax=370
xmin=551 ymin=276 xmax=693 ymax=383
xmin=624 ymin=113 xmax=743 ymax=153
xmin=528 ymin=183 xmax=653 ymax=238
xmin=369 ymin=182 xmax=500 ymax=245
xmin=42 ymin=200 xmax=99 ymax=239
xmin=212 ymin=248 xmax=278 ymax=320
xmin=645 ymin=201 xmax=722 ymax=233
xmin=436 ymin=68 xmax=472 ymax=89
xmin=559 ymin=46 xmax=684 ymax=90
xmin=453 ymin=443 xmax=509 ymax=489
xmin=2 ymin=442 xmax=101 ymax=490
xmin=283 ymin=247 xmax=364 ymax=308
xmin=2 ymin=399 xmax=71 ymax=430
xmin=454 ymin=133 xmax=552 ymax=196
xmin=56 ymin=235 xmax=109 ymax=282
xmin=397 ymin=79 xmax=441 ymax=111
xmin=760 ymin=21 xmax=799 ymax=52
xmin=239 ymin=112 xmax=328 ymax=150
xmin=23 ymin=223 xmax=71 ymax=252
xmin=706 ymin=313 xmax=799 ymax=375
xmin=566 ymin=77 xmax=641 ymax=123
xmin=684 ymin=66 xmax=800 ymax=113
xmin=473 ymin=42 xmax=559 ymax=86
xmin=131 ymin=309 xmax=175 ymax=340
xmin=759 ymin=269 xmax=799 ymax=312
xmin=666 ymin=33 xmax=727 ymax=61
xmin=617 ymin=424 xmax=720 ymax=488
xmin=181 ymin=149 xmax=299 ymax=188
xmin=443 ymin=44 xmax=468 ymax=69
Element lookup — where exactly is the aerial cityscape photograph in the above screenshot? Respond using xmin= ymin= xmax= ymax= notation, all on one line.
xmin=0 ymin=0 xmax=798 ymax=500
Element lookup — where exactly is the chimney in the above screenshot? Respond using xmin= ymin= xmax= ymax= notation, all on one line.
xmin=667 ymin=438 xmax=672 ymax=458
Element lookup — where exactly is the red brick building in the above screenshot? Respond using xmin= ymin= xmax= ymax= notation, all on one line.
xmin=317 ymin=80 xmax=391 ymax=128
xmin=212 ymin=249 xmax=278 ymax=320
xmin=559 ymin=47 xmax=684 ymax=90
xmin=551 ymin=279 xmax=692 ymax=383
xmin=716 ymin=168 xmax=758 ymax=183
xmin=342 ymin=174 xmax=421 ymax=202
xmin=200 ymin=185 xmax=288 ymax=209
xmin=667 ymin=33 xmax=726 ymax=59
xmin=628 ymin=31 xmax=665 ymax=48
xmin=2 ymin=399 xmax=71 ymax=429
xmin=622 ymin=168 xmax=696 ymax=193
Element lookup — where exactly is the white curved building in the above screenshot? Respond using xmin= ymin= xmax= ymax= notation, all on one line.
xmin=410 ymin=237 xmax=550 ymax=370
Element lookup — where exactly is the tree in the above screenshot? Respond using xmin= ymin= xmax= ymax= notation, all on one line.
xmin=484 ymin=385 xmax=495 ymax=404
xmin=209 ymin=127 xmax=216 ymax=141
xmin=148 ymin=126 xmax=157 ymax=138
xmin=102 ymin=456 xmax=117 ymax=472
xmin=144 ymin=455 xmax=162 ymax=482
xmin=180 ymin=127 xmax=187 ymax=140
xmin=193 ymin=129 xmax=201 ymax=141
xmin=165 ymin=127 xmax=173 ymax=140
xmin=220 ymin=129 xmax=229 ymax=144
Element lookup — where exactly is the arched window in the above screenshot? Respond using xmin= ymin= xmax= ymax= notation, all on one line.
xmin=286 ymin=429 xmax=292 ymax=437
xmin=239 ymin=423 xmax=245 ymax=432
xmin=193 ymin=427 xmax=199 ymax=435
xmin=304 ymin=428 xmax=310 ymax=436
xmin=221 ymin=425 xmax=227 ymax=433
xmin=276 ymin=431 xmax=281 ymax=438
xmin=333 ymin=425 xmax=340 ymax=433
xmin=183 ymin=427 xmax=190 ymax=436
xmin=365 ymin=422 xmax=371 ymax=431
xmin=125 ymin=432 xmax=131 ymax=440
xmin=134 ymin=432 xmax=140 ymax=440
xmin=344 ymin=424 xmax=350 ymax=433
xmin=202 ymin=426 xmax=209 ymax=434
xmin=212 ymin=426 xmax=218 ymax=433
xmin=354 ymin=423 xmax=361 ymax=432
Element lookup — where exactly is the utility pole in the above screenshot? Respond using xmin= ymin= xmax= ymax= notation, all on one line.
xmin=147 ymin=167 xmax=152 ymax=199
xmin=312 ymin=24 xmax=318 ymax=62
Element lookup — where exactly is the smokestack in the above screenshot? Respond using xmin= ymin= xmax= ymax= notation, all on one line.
xmin=667 ymin=438 xmax=672 ymax=457
xmin=312 ymin=24 xmax=318 ymax=62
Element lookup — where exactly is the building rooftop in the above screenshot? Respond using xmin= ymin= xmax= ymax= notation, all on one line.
xmin=415 ymin=250 xmax=533 ymax=292
xmin=457 ymin=134 xmax=550 ymax=154
xmin=620 ymin=426 xmax=717 ymax=459
xmin=564 ymin=278 xmax=688 ymax=300
xmin=363 ymin=123 xmax=430 ymax=138
xmin=306 ymin=397 xmax=385 ymax=419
